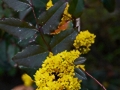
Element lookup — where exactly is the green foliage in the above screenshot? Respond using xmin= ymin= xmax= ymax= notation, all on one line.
xmin=68 ymin=0 xmax=84 ymax=18
xmin=13 ymin=45 xmax=49 ymax=68
xmin=50 ymin=29 xmax=78 ymax=54
xmin=0 ymin=0 xmax=118 ymax=89
xmin=3 ymin=0 xmax=29 ymax=11
xmin=75 ymin=68 xmax=86 ymax=80
xmin=0 ymin=18 xmax=37 ymax=40
xmin=0 ymin=0 xmax=87 ymax=81
xmin=38 ymin=0 xmax=66 ymax=34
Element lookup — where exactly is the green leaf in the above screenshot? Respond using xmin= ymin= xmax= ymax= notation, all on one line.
xmin=68 ymin=0 xmax=84 ymax=18
xmin=19 ymin=66 xmax=37 ymax=79
xmin=7 ymin=44 xmax=19 ymax=66
xmin=3 ymin=0 xmax=29 ymax=11
xmin=101 ymin=0 xmax=115 ymax=12
xmin=50 ymin=29 xmax=78 ymax=54
xmin=0 ymin=18 xmax=37 ymax=40
xmin=19 ymin=7 xmax=32 ymax=19
xmin=38 ymin=0 xmax=67 ymax=34
xmin=13 ymin=45 xmax=49 ymax=68
xmin=36 ymin=34 xmax=52 ymax=49
xmin=32 ymin=0 xmax=48 ymax=8
xmin=74 ymin=57 xmax=86 ymax=65
xmin=75 ymin=68 xmax=86 ymax=80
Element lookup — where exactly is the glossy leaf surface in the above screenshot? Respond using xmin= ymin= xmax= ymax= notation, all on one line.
xmin=0 ymin=18 xmax=37 ymax=40
xmin=68 ymin=0 xmax=84 ymax=18
xmin=50 ymin=29 xmax=78 ymax=54
xmin=38 ymin=0 xmax=67 ymax=34
xmin=75 ymin=68 xmax=86 ymax=80
xmin=3 ymin=0 xmax=29 ymax=11
xmin=13 ymin=45 xmax=49 ymax=68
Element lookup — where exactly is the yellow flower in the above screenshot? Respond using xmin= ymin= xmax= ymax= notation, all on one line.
xmin=34 ymin=50 xmax=83 ymax=90
xmin=59 ymin=3 xmax=72 ymax=26
xmin=21 ymin=73 xmax=33 ymax=86
xmin=73 ymin=30 xmax=96 ymax=54
xmin=46 ymin=0 xmax=53 ymax=10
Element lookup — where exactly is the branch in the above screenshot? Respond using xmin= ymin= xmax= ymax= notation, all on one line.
xmin=28 ymin=0 xmax=51 ymax=51
xmin=79 ymin=66 xmax=107 ymax=90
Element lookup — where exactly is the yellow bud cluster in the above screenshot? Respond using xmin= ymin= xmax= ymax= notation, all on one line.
xmin=73 ymin=30 xmax=96 ymax=54
xmin=34 ymin=50 xmax=84 ymax=90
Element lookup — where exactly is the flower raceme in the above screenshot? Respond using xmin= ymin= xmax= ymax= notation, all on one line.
xmin=73 ymin=30 xmax=96 ymax=54
xmin=34 ymin=50 xmax=84 ymax=90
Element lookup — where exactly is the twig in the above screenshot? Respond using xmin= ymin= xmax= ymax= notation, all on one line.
xmin=79 ymin=66 xmax=107 ymax=90
xmin=28 ymin=0 xmax=51 ymax=51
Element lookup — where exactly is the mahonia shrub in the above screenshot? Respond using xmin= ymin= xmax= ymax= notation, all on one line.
xmin=0 ymin=0 xmax=113 ymax=90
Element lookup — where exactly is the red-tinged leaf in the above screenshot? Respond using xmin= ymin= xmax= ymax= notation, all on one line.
xmin=50 ymin=21 xmax=73 ymax=35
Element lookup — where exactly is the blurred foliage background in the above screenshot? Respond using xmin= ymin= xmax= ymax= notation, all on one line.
xmin=0 ymin=0 xmax=120 ymax=90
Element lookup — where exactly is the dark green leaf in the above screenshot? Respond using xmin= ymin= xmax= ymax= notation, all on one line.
xmin=36 ymin=34 xmax=52 ymax=49
xmin=32 ymin=0 xmax=48 ymax=8
xmin=38 ymin=0 xmax=67 ymax=34
xmin=75 ymin=68 xmax=86 ymax=80
xmin=3 ymin=0 xmax=29 ymax=11
xmin=0 ymin=18 xmax=37 ymax=40
xmin=13 ymin=45 xmax=49 ymax=68
xmin=19 ymin=7 xmax=32 ymax=19
xmin=68 ymin=0 xmax=84 ymax=18
xmin=19 ymin=66 xmax=37 ymax=79
xmin=7 ymin=44 xmax=19 ymax=66
xmin=50 ymin=29 xmax=78 ymax=54
xmin=74 ymin=57 xmax=86 ymax=65
xmin=101 ymin=0 xmax=115 ymax=12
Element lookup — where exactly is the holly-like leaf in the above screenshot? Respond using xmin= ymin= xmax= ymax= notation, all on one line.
xmin=50 ymin=29 xmax=78 ymax=54
xmin=32 ymin=0 xmax=48 ymax=8
xmin=13 ymin=45 xmax=49 ymax=68
xmin=101 ymin=0 xmax=115 ymax=12
xmin=0 ymin=18 xmax=37 ymax=40
xmin=19 ymin=7 xmax=32 ymax=20
xmin=3 ymin=0 xmax=29 ymax=12
xmin=74 ymin=57 xmax=86 ymax=65
xmin=68 ymin=0 xmax=84 ymax=18
xmin=38 ymin=0 xmax=67 ymax=34
xmin=75 ymin=68 xmax=87 ymax=80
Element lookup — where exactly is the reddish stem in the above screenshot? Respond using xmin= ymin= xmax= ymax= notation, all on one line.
xmin=28 ymin=0 xmax=51 ymax=51
xmin=79 ymin=66 xmax=107 ymax=90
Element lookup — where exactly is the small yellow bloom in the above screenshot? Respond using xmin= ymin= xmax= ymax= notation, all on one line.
xmin=73 ymin=30 xmax=96 ymax=54
xmin=76 ymin=65 xmax=85 ymax=71
xmin=21 ymin=73 xmax=33 ymax=86
xmin=59 ymin=3 xmax=72 ymax=26
xmin=46 ymin=0 xmax=53 ymax=10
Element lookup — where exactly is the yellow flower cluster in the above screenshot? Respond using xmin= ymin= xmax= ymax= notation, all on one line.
xmin=59 ymin=3 xmax=72 ymax=26
xmin=21 ymin=73 xmax=33 ymax=86
xmin=34 ymin=50 xmax=83 ymax=90
xmin=73 ymin=30 xmax=96 ymax=54
xmin=46 ymin=0 xmax=53 ymax=10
